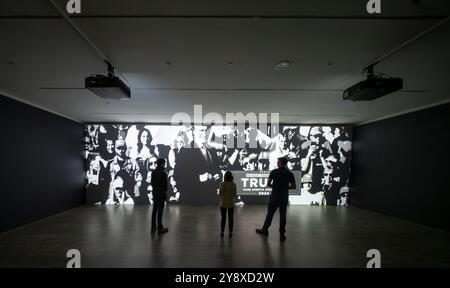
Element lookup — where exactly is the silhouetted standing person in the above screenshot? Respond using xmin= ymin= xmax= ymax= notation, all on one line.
xmin=151 ymin=158 xmax=169 ymax=234
xmin=219 ymin=171 xmax=237 ymax=238
xmin=256 ymin=157 xmax=296 ymax=241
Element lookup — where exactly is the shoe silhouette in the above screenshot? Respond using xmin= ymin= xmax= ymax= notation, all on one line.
xmin=151 ymin=226 xmax=157 ymax=234
xmin=280 ymin=234 xmax=287 ymax=242
xmin=220 ymin=231 xmax=224 ymax=238
xmin=158 ymin=227 xmax=169 ymax=234
xmin=256 ymin=229 xmax=269 ymax=236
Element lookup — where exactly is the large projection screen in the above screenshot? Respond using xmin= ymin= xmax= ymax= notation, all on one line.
xmin=84 ymin=124 xmax=352 ymax=205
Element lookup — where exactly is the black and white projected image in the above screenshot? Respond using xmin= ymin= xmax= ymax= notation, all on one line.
xmin=84 ymin=124 xmax=352 ymax=205
xmin=286 ymin=126 xmax=352 ymax=206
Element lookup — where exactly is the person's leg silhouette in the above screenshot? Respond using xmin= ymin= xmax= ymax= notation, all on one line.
xmin=279 ymin=202 xmax=287 ymax=241
xmin=220 ymin=207 xmax=226 ymax=237
xmin=257 ymin=201 xmax=278 ymax=235
xmin=228 ymin=208 xmax=234 ymax=237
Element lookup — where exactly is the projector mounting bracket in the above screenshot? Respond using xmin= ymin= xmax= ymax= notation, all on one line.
xmin=363 ymin=62 xmax=379 ymax=79
xmin=106 ymin=60 xmax=115 ymax=78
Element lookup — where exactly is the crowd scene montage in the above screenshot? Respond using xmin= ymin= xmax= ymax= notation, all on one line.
xmin=84 ymin=124 xmax=352 ymax=206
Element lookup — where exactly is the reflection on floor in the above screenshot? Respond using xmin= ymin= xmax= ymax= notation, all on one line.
xmin=0 ymin=205 xmax=449 ymax=267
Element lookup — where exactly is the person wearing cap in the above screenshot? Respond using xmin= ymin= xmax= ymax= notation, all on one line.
xmin=256 ymin=157 xmax=296 ymax=241
xmin=300 ymin=126 xmax=332 ymax=195
xmin=301 ymin=174 xmax=313 ymax=192
xmin=338 ymin=186 xmax=349 ymax=206
xmin=301 ymin=174 xmax=325 ymax=205
xmin=288 ymin=173 xmax=312 ymax=205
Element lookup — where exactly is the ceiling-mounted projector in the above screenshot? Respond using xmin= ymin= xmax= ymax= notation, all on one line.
xmin=343 ymin=65 xmax=403 ymax=101
xmin=85 ymin=61 xmax=130 ymax=100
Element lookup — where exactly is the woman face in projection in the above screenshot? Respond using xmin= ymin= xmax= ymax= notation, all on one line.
xmin=106 ymin=139 xmax=114 ymax=154
xmin=140 ymin=130 xmax=151 ymax=147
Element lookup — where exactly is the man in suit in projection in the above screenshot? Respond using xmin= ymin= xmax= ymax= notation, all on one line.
xmin=174 ymin=126 xmax=222 ymax=204
xmin=256 ymin=157 xmax=296 ymax=241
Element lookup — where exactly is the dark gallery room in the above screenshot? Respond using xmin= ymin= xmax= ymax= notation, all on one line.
xmin=0 ymin=0 xmax=449 ymax=278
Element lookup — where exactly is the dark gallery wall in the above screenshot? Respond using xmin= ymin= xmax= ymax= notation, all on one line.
xmin=0 ymin=95 xmax=85 ymax=233
xmin=350 ymin=103 xmax=450 ymax=231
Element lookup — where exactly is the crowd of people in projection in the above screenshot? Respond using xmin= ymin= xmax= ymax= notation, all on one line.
xmin=84 ymin=124 xmax=352 ymax=206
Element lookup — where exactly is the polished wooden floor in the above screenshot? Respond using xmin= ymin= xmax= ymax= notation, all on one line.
xmin=0 ymin=205 xmax=449 ymax=267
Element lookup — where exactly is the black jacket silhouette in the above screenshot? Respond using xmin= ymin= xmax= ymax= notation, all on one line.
xmin=174 ymin=146 xmax=221 ymax=204
xmin=151 ymin=167 xmax=168 ymax=200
